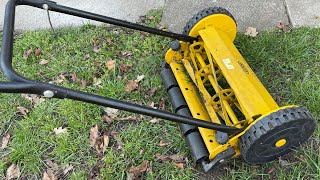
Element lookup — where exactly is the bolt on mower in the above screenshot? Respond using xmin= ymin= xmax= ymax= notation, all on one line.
xmin=0 ymin=0 xmax=316 ymax=172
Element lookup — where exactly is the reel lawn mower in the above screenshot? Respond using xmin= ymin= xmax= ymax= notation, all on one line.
xmin=1 ymin=0 xmax=316 ymax=172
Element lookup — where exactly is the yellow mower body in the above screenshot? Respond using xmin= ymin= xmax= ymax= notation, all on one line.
xmin=164 ymin=12 xmax=315 ymax=162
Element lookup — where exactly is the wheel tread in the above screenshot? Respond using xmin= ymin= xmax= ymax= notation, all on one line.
xmin=183 ymin=7 xmax=236 ymax=35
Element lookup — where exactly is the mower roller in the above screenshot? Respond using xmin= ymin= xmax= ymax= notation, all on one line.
xmin=0 ymin=0 xmax=317 ymax=172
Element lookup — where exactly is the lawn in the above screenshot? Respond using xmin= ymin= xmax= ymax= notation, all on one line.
xmin=0 ymin=10 xmax=319 ymax=179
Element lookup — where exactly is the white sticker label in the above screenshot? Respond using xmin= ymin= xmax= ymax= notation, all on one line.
xmin=222 ymin=58 xmax=234 ymax=70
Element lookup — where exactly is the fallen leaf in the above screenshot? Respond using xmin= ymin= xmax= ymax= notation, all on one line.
xmin=93 ymin=77 xmax=102 ymax=87
xmin=90 ymin=125 xmax=99 ymax=146
xmin=146 ymin=87 xmax=158 ymax=98
xmin=117 ymin=115 xmax=137 ymax=121
xmin=80 ymin=80 xmax=87 ymax=89
xmin=159 ymin=99 xmax=166 ymax=110
xmin=279 ymin=157 xmax=290 ymax=166
xmin=276 ymin=22 xmax=291 ymax=32
xmin=45 ymin=160 xmax=58 ymax=169
xmin=149 ymin=102 xmax=156 ymax=109
xmin=39 ymin=59 xmax=49 ymax=65
xmin=93 ymin=41 xmax=100 ymax=53
xmin=23 ymin=48 xmax=33 ymax=60
xmin=159 ymin=140 xmax=171 ymax=147
xmin=21 ymin=94 xmax=45 ymax=107
xmin=266 ymin=168 xmax=274 ymax=174
xmin=43 ymin=170 xmax=56 ymax=180
xmin=129 ymin=160 xmax=148 ymax=176
xmin=1 ymin=133 xmax=10 ymax=149
xmin=149 ymin=118 xmax=160 ymax=123
xmin=95 ymin=135 xmax=109 ymax=154
xmin=106 ymin=38 xmax=113 ymax=45
xmin=244 ymin=27 xmax=258 ymax=37
xmin=174 ymin=163 xmax=184 ymax=169
xmin=50 ymin=74 xmax=66 ymax=84
xmin=119 ymin=64 xmax=133 ymax=73
xmin=6 ymin=164 xmax=20 ymax=180
xmin=84 ymin=54 xmax=90 ymax=59
xmin=70 ymin=73 xmax=81 ymax=83
xmin=139 ymin=149 xmax=144 ymax=155
xmin=16 ymin=106 xmax=30 ymax=116
xmin=125 ymin=80 xmax=139 ymax=92
xmin=169 ymin=154 xmax=185 ymax=163
xmin=155 ymin=153 xmax=170 ymax=162
xmin=135 ymin=75 xmax=145 ymax=82
xmin=62 ymin=164 xmax=73 ymax=175
xmin=104 ymin=107 xmax=119 ymax=118
xmin=35 ymin=48 xmax=42 ymax=56
xmin=53 ymin=127 xmax=67 ymax=136
xmin=139 ymin=15 xmax=146 ymax=23
xmin=106 ymin=59 xmax=116 ymax=70
xmin=102 ymin=114 xmax=113 ymax=124
xmin=111 ymin=132 xmax=123 ymax=150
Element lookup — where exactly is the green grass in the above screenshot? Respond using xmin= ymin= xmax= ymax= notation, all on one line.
xmin=0 ymin=10 xmax=319 ymax=179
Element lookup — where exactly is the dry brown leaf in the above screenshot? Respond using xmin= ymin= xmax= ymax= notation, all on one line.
xmin=117 ymin=115 xmax=136 ymax=121
xmin=62 ymin=164 xmax=73 ymax=175
xmin=146 ymin=87 xmax=158 ymax=98
xmin=102 ymin=114 xmax=113 ymax=124
xmin=95 ymin=135 xmax=109 ymax=154
xmin=135 ymin=75 xmax=145 ymax=82
xmin=43 ymin=170 xmax=56 ymax=180
xmin=119 ymin=64 xmax=133 ymax=73
xmin=125 ymin=80 xmax=139 ymax=92
xmin=93 ymin=77 xmax=102 ymax=87
xmin=174 ymin=163 xmax=184 ymax=169
xmin=50 ymin=74 xmax=66 ymax=84
xmin=149 ymin=118 xmax=160 ymax=123
xmin=70 ymin=73 xmax=81 ymax=83
xmin=159 ymin=99 xmax=166 ymax=110
xmin=169 ymin=154 xmax=185 ymax=163
xmin=53 ymin=127 xmax=67 ymax=136
xmin=23 ymin=48 xmax=33 ymax=60
xmin=35 ymin=48 xmax=42 ymax=56
xmin=159 ymin=140 xmax=171 ymax=147
xmin=6 ymin=164 xmax=20 ymax=180
xmin=106 ymin=38 xmax=113 ymax=45
xmin=245 ymin=27 xmax=258 ymax=37
xmin=139 ymin=149 xmax=144 ymax=155
xmin=276 ymin=22 xmax=291 ymax=32
xmin=104 ymin=107 xmax=119 ymax=118
xmin=278 ymin=157 xmax=290 ymax=166
xmin=106 ymin=59 xmax=116 ymax=70
xmin=90 ymin=125 xmax=99 ymax=146
xmin=1 ymin=133 xmax=10 ymax=149
xmin=155 ymin=153 xmax=170 ymax=162
xmin=16 ymin=106 xmax=30 ymax=116
xmin=39 ymin=59 xmax=49 ymax=65
xmin=80 ymin=80 xmax=87 ymax=89
xmin=21 ymin=94 xmax=45 ymax=107
xmin=111 ymin=131 xmax=123 ymax=150
xmin=129 ymin=160 xmax=148 ymax=176
xmin=93 ymin=41 xmax=100 ymax=53
xmin=149 ymin=102 xmax=156 ymax=109
xmin=45 ymin=160 xmax=58 ymax=169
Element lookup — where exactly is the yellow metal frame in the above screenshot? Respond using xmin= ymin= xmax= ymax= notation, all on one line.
xmin=165 ymin=13 xmax=295 ymax=160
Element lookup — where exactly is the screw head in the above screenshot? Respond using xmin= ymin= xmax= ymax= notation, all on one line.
xmin=43 ymin=90 xmax=54 ymax=98
xmin=43 ymin=4 xmax=49 ymax=10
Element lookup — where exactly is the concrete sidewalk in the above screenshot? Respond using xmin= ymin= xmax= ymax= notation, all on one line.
xmin=0 ymin=0 xmax=319 ymax=31
xmin=0 ymin=0 xmax=165 ymax=30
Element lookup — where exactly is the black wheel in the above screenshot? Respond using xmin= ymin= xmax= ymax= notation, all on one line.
xmin=183 ymin=7 xmax=237 ymax=39
xmin=239 ymin=107 xmax=316 ymax=164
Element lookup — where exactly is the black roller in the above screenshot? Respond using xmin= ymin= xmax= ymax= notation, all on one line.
xmin=160 ymin=62 xmax=209 ymax=162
